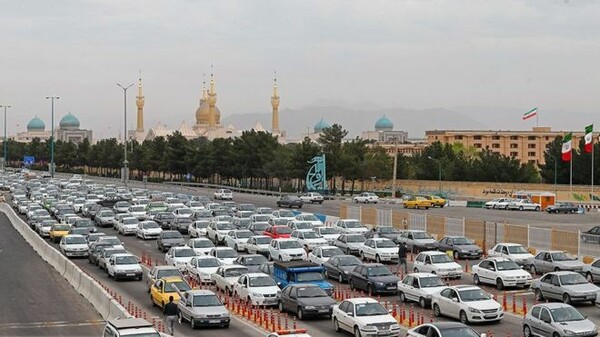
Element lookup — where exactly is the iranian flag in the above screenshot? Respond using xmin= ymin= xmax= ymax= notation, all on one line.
xmin=522 ymin=107 xmax=538 ymax=120
xmin=562 ymin=133 xmax=573 ymax=162
xmin=584 ymin=124 xmax=593 ymax=153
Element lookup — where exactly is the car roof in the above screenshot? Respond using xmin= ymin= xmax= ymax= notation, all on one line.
xmin=482 ymin=257 xmax=512 ymax=262
xmin=222 ymin=265 xmax=248 ymax=270
xmin=419 ymin=251 xmax=447 ymax=256
xmin=187 ymin=289 xmax=217 ymax=296
xmin=362 ymin=263 xmax=385 ymax=267
xmin=111 ymin=253 xmax=136 ymax=258
xmin=547 ymin=271 xmax=580 ymax=276
xmin=212 ymin=247 xmax=235 ymax=251
xmin=345 ymin=297 xmax=379 ymax=304
xmin=496 ymin=243 xmax=524 ymax=247
xmin=451 ymin=285 xmax=479 ymax=290
xmin=154 ymin=265 xmax=179 ymax=270
xmin=108 ymin=318 xmax=153 ymax=329
xmin=426 ymin=322 xmax=471 ymax=329
xmin=63 ymin=234 xmax=85 ymax=238
xmin=160 ymin=276 xmax=185 ymax=282
xmin=532 ymin=302 xmax=574 ymax=309
xmin=408 ymin=273 xmax=443 ymax=278
xmin=246 ymin=272 xmax=271 ymax=278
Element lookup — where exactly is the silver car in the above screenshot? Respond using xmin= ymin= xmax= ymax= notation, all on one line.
xmin=531 ymin=271 xmax=600 ymax=305
xmin=177 ymin=290 xmax=230 ymax=329
xmin=332 ymin=233 xmax=366 ymax=256
xmin=528 ymin=251 xmax=585 ymax=275
xmin=523 ymin=303 xmax=598 ymax=337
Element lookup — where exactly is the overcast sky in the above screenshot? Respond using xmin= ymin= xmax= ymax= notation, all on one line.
xmin=1 ymin=0 xmax=599 ymax=138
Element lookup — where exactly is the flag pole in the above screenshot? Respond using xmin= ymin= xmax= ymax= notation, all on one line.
xmin=570 ymin=158 xmax=573 ymax=201
xmin=536 ymin=111 xmax=539 ymax=128
xmin=592 ymin=137 xmax=595 ymax=202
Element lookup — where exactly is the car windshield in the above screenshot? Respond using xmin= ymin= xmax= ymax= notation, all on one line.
xmin=295 ymin=223 xmax=313 ymax=230
xmin=123 ymin=218 xmax=139 ymax=225
xmin=143 ymin=222 xmax=160 ymax=229
xmin=252 ymin=224 xmax=269 ymax=231
xmin=275 ymin=227 xmax=293 ymax=234
xmin=236 ymin=231 xmax=253 ymax=239
xmin=101 ymin=238 xmax=121 ymax=245
xmin=53 ymin=225 xmax=70 ymax=231
xmin=253 ymin=215 xmax=271 ymax=221
xmin=459 ymin=289 xmax=490 ymax=302
xmin=559 ymin=273 xmax=588 ymax=285
xmin=431 ymin=254 xmax=453 ymax=263
xmin=412 ymin=232 xmax=432 ymax=239
xmin=345 ymin=221 xmax=363 ymax=228
xmin=115 ymin=256 xmax=138 ymax=265
xmin=174 ymin=249 xmax=196 ymax=257
xmin=319 ymin=227 xmax=338 ymax=235
xmin=552 ymin=252 xmax=575 ymax=261
xmin=346 ymin=235 xmax=366 ymax=243
xmin=198 ymin=258 xmax=221 ymax=268
xmin=65 ymin=236 xmax=86 ymax=244
xmin=337 ymin=256 xmax=361 ymax=266
xmin=157 ymin=269 xmax=181 ymax=279
xmin=104 ymin=249 xmax=127 ymax=258
xmin=256 ymin=237 xmax=272 ymax=245
xmin=194 ymin=222 xmax=209 ymax=229
xmin=278 ymin=210 xmax=295 ymax=217
xmin=192 ymin=240 xmax=214 ymax=248
xmin=355 ymin=303 xmax=388 ymax=316
xmin=379 ymin=227 xmax=398 ymax=234
xmin=177 ymin=209 xmax=193 ymax=215
xmin=250 ymin=276 xmax=276 ymax=287
xmin=217 ymin=223 xmax=236 ymax=231
xmin=495 ymin=261 xmax=521 ymax=271
xmin=131 ymin=206 xmax=146 ymax=212
xmin=163 ymin=232 xmax=183 ymax=239
xmin=550 ymin=306 xmax=586 ymax=322
xmin=297 ymin=287 xmax=327 ymax=298
xmin=367 ymin=266 xmax=392 ymax=276
xmin=436 ymin=327 xmax=480 ymax=337
xmin=302 ymin=232 xmax=321 ymax=239
xmin=75 ymin=219 xmax=93 ymax=227
xmin=280 ymin=241 xmax=302 ymax=249
xmin=507 ymin=246 xmax=528 ymax=254
xmin=296 ymin=272 xmax=324 ymax=282
xmin=376 ymin=240 xmax=397 ymax=248
xmin=244 ymin=255 xmax=268 ymax=265
xmin=217 ymin=250 xmax=238 ymax=258
xmin=452 ymin=237 xmax=474 ymax=245
xmin=420 ymin=277 xmax=445 ymax=288
xmin=164 ymin=281 xmax=191 ymax=293
xmin=192 ymin=294 xmax=222 ymax=307
xmin=322 ymin=248 xmax=344 ymax=257
xmin=224 ymin=268 xmax=247 ymax=277
xmin=100 ymin=211 xmax=115 ymax=217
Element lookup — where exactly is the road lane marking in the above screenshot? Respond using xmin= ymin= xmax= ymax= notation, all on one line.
xmin=0 ymin=319 xmax=105 ymax=329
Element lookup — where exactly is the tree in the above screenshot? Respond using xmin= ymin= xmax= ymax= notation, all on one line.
xmin=318 ymin=124 xmax=348 ymax=192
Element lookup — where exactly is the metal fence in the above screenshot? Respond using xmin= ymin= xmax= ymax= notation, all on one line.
xmin=377 ymin=209 xmax=393 ymax=227
xmin=528 ymin=226 xmax=552 ymax=252
xmin=408 ymin=213 xmax=427 ymax=232
xmin=346 ymin=205 xmax=361 ymax=220
xmin=445 ymin=217 xmax=465 ymax=236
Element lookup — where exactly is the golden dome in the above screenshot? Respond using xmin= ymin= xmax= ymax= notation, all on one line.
xmin=195 ymin=100 xmax=221 ymax=126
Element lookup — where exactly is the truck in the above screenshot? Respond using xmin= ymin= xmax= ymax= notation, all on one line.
xmin=272 ymin=261 xmax=334 ymax=296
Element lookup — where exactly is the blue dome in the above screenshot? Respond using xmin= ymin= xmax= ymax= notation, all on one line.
xmin=27 ymin=117 xmax=45 ymax=131
xmin=313 ymin=118 xmax=330 ymax=133
xmin=59 ymin=113 xmax=80 ymax=129
xmin=375 ymin=115 xmax=393 ymax=131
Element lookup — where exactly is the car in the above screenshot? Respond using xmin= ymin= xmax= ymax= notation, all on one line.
xmin=407 ymin=322 xmax=483 ymax=337
xmin=150 ymin=276 xmax=191 ymax=308
xmin=245 ymin=235 xmax=273 ymax=256
xmin=135 ymin=220 xmax=162 ymax=240
xmin=154 ymin=212 xmax=175 ymax=229
xmin=59 ymin=234 xmax=89 ymax=257
xmin=333 ymin=219 xmax=368 ymax=235
xmin=472 ymin=257 xmax=533 ymax=290
xmin=233 ymin=272 xmax=280 ymax=306
xmin=233 ymin=217 xmax=253 ymax=229
xmin=157 ymin=230 xmax=185 ymax=252
xmin=98 ymin=248 xmax=128 ymax=271
xmin=213 ymin=189 xmax=233 ymax=200
xmin=403 ymin=196 xmax=434 ymax=209
xmin=348 ymin=263 xmax=400 ymax=295
xmin=38 ymin=219 xmax=58 ymax=237
xmin=268 ymin=238 xmax=307 ymax=262
xmin=484 ymin=198 xmax=512 ymax=209
xmin=264 ymin=225 xmax=293 ymax=239
xmin=224 ymin=229 xmax=254 ymax=252
xmin=248 ymin=222 xmax=270 ymax=236
xmin=487 ymin=243 xmax=534 ymax=265
xmin=352 ymin=192 xmax=379 ymax=204
xmin=291 ymin=230 xmax=328 ymax=251
xmin=358 ymin=238 xmax=399 ymax=263
xmin=332 ymin=298 xmax=401 ymax=337
xmin=271 ymin=209 xmax=296 ymax=221
xmin=172 ymin=207 xmax=193 ymax=219
xmin=546 ymin=202 xmax=579 ymax=214
xmin=185 ymin=256 xmax=223 ymax=284
xmin=580 ymin=226 xmax=600 ymax=244
xmin=128 ymin=204 xmax=148 ymax=220
xmin=209 ymin=247 xmax=239 ymax=265
xmin=528 ymin=250 xmax=585 ymax=275
xmin=255 ymin=207 xmax=273 ymax=215
xmin=170 ymin=217 xmax=193 ymax=234
xmin=165 ymin=246 xmax=197 ymax=270
xmin=86 ymin=232 xmax=106 ymax=246
xmin=96 ymin=236 xmax=124 ymax=250
xmin=333 ymin=233 xmax=367 ymax=256
xmin=431 ymin=285 xmax=503 ymax=324
xmin=146 ymin=201 xmax=168 ymax=213
xmin=276 ymin=195 xmax=304 ymax=209
xmin=582 ymin=258 xmax=600 ymax=283
xmin=423 ymin=195 xmax=446 ymax=208
xmin=102 ymin=317 xmax=161 ymax=337
xmin=413 ymin=251 xmax=463 ymax=279
xmin=49 ymin=224 xmax=71 ymax=243
xmin=250 ymin=214 xmax=272 ymax=223
xmin=299 ymin=192 xmax=324 ymax=204
xmin=212 ymin=265 xmax=249 ymax=295
xmin=314 ymin=226 xmax=340 ymax=244
xmin=258 ymin=262 xmax=275 ymax=277
xmin=116 ymin=217 xmax=140 ymax=236
xmin=307 ymin=246 xmax=344 ymax=265
xmin=287 ymin=221 xmax=315 ymax=232
xmin=188 ymin=220 xmax=210 ymax=238
xmin=531 ymin=271 xmax=600 ymax=304
xmin=233 ymin=254 xmax=268 ymax=273
xmin=185 ymin=238 xmax=215 ymax=256
xmin=206 ymin=221 xmax=237 ymax=244
xmin=522 ymin=303 xmax=597 ymax=337
xmin=364 ymin=226 xmax=401 ymax=242
xmin=397 ymin=230 xmax=438 ymax=254
xmin=88 ymin=242 xmax=114 ymax=265
xmin=113 ymin=201 xmax=131 ymax=213
xmin=72 ymin=218 xmax=96 ymax=234
xmin=177 ymin=290 xmax=230 ymax=329
xmin=278 ymin=283 xmax=335 ymax=320
xmin=507 ymin=198 xmax=541 ymax=211
xmin=436 ymin=236 xmax=483 ymax=260
xmin=106 ymin=253 xmax=143 ymax=281
xmin=293 ymin=213 xmax=323 ymax=227
xmin=69 ymin=227 xmax=91 ymax=236
xmin=146 ymin=265 xmax=182 ymax=291
xmin=398 ymin=273 xmax=448 ymax=308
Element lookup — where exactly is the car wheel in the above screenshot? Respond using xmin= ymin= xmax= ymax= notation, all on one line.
xmin=268 ymin=253 xmax=273 ymax=261
xmin=278 ymin=302 xmax=284 ymax=312
xmin=504 ymin=205 xmax=509 ymax=210
xmin=298 ymin=308 xmax=304 ymax=320
xmin=453 ymin=251 xmax=459 ymax=260
xmin=333 ymin=318 xmax=341 ymax=332
xmin=496 ymin=278 xmax=505 ymax=290
xmin=535 ymin=206 xmax=540 ymax=211
xmin=190 ymin=316 xmax=197 ymax=329
xmin=587 ymin=272 xmax=594 ymax=283
xmin=523 ymin=325 xmax=532 ymax=337
xmin=563 ymin=293 xmax=572 ymax=305
xmin=519 ymin=206 xmax=524 ymax=211
xmin=235 ymin=244 xmax=239 ymax=251
xmin=279 ymin=255 xmax=283 ymax=261
xmin=367 ymin=284 xmax=374 ymax=296
xmin=338 ymin=273 xmax=344 ymax=283
xmin=433 ymin=304 xmax=441 ymax=317
xmin=375 ymin=254 xmax=381 ymax=263
xmin=360 ymin=252 xmax=366 ymax=261
xmin=346 ymin=248 xmax=352 ymax=255
xmin=354 ymin=326 xmax=362 ymax=337
xmin=534 ymin=288 xmax=544 ymax=301
xmin=530 ymin=265 xmax=537 ymax=275
xmin=419 ymin=297 xmax=427 ymax=308
xmin=473 ymin=274 xmax=480 ymax=285
xmin=413 ymin=267 xmax=419 ymax=273
xmin=459 ymin=310 xmax=469 ymax=324
xmin=349 ymin=280 xmax=355 ymax=290
xmin=399 ymin=292 xmax=406 ymax=302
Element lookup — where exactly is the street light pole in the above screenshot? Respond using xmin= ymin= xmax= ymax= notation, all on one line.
xmin=117 ymin=83 xmax=133 ymax=186
xmin=0 ymin=105 xmax=11 ymax=169
xmin=548 ymin=155 xmax=558 ymax=196
xmin=45 ymin=96 xmax=59 ymax=177
xmin=428 ymin=156 xmax=442 ymax=194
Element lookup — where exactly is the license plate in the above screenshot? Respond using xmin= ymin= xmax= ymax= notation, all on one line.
xmin=318 ymin=309 xmax=329 ymax=313
xmin=387 ymin=286 xmax=396 ymax=290
xmin=126 ymin=273 xmax=135 ymax=276
xmin=209 ymin=320 xmax=220 ymax=323
xmin=587 ymin=295 xmax=595 ymax=299
xmin=484 ymin=315 xmax=497 ymax=319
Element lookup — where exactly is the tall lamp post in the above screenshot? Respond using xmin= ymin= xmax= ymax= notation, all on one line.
xmin=428 ymin=156 xmax=442 ymax=194
xmin=117 ymin=83 xmax=133 ymax=186
xmin=45 ymin=96 xmax=59 ymax=177
xmin=547 ymin=155 xmax=558 ymax=196
xmin=0 ymin=105 xmax=11 ymax=169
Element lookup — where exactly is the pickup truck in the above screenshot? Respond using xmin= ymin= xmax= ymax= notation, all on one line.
xmin=272 ymin=261 xmax=334 ymax=296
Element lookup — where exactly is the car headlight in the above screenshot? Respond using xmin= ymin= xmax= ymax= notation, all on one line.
xmin=344 ymin=270 xmax=349 ymax=274
xmin=220 ymin=313 xmax=229 ymax=317
xmin=390 ymin=324 xmax=401 ymax=330
xmin=304 ymin=306 xmax=316 ymax=309
xmin=196 ymin=314 xmax=207 ymax=318
xmin=563 ymin=330 xmax=575 ymax=335
xmin=468 ymin=307 xmax=481 ymax=313
xmin=362 ymin=326 xmax=377 ymax=332
xmin=252 ymin=292 xmax=264 ymax=297
xmin=425 ymin=294 xmax=432 ymax=299
xmin=376 ymin=282 xmax=385 ymax=286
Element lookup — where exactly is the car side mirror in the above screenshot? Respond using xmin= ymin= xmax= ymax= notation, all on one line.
xmin=451 ymin=298 xmax=458 ymax=302
xmin=481 ymin=334 xmax=487 ymax=337
xmin=543 ymin=318 xmax=551 ymax=324
xmin=347 ymin=312 xmax=354 ymax=317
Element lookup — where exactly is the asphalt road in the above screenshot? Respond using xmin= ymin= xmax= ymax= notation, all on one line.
xmin=0 ymin=212 xmax=103 ymax=337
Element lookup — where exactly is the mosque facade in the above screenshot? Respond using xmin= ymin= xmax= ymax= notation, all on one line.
xmin=16 ymin=113 xmax=92 ymax=143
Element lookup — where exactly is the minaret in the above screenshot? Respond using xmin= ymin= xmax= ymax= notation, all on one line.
xmin=200 ymin=73 xmax=207 ymax=104
xmin=207 ymin=72 xmax=217 ymax=128
xmin=135 ymin=71 xmax=145 ymax=133
xmin=271 ymin=73 xmax=280 ymax=134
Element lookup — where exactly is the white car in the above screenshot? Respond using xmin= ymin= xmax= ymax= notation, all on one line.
xmin=472 ymin=257 xmax=533 ymax=290
xmin=487 ymin=243 xmax=534 ymax=265
xmin=214 ymin=189 xmax=233 ymax=200
xmin=332 ymin=298 xmax=401 ymax=337
xmin=307 ymin=246 xmax=344 ymax=265
xmin=59 ymin=234 xmax=89 ymax=258
xmin=172 ymin=207 xmax=193 ymax=219
xmin=185 ymin=256 xmax=222 ymax=284
xmin=224 ymin=230 xmax=254 ymax=252
xmin=73 ymin=198 xmax=86 ymax=213
xmin=271 ymin=209 xmax=296 ymax=222
xmin=249 ymin=214 xmax=272 ymax=223
xmin=233 ymin=273 xmax=280 ymax=306
xmin=135 ymin=220 xmax=162 ymax=240
xmin=334 ymin=219 xmax=368 ymax=235
xmin=398 ymin=273 xmax=448 ymax=308
xmin=106 ymin=253 xmax=143 ymax=281
xmin=352 ymin=192 xmax=379 ymax=204
xmin=165 ymin=246 xmax=197 ymax=270
xmin=245 ymin=235 xmax=272 ymax=255
xmin=268 ymin=239 xmax=307 ymax=262
xmin=413 ymin=251 xmax=463 ymax=279
xmin=583 ymin=258 xmax=600 ymax=283
xmin=291 ymin=230 xmax=328 ymax=251
xmin=128 ymin=205 xmax=148 ymax=220
xmin=314 ymin=226 xmax=340 ymax=244
xmin=396 ymin=230 xmax=438 ymax=254
xmin=212 ymin=265 xmax=249 ymax=295
xmin=484 ymin=198 xmax=512 ymax=209
xmin=188 ymin=220 xmax=210 ymax=238
xmin=299 ymin=192 xmax=324 ymax=204
xmin=507 ymin=199 xmax=541 ymax=211
xmin=209 ymin=247 xmax=239 ymax=265
xmin=206 ymin=221 xmax=237 ymax=245
xmin=431 ymin=285 xmax=504 ymax=324
xmin=358 ymin=238 xmax=399 ymax=263
xmin=294 ymin=213 xmax=323 ymax=227
xmin=185 ymin=201 xmax=205 ymax=212
xmin=186 ymin=238 xmax=215 ymax=256
xmin=287 ymin=221 xmax=315 ymax=232
xmin=117 ymin=217 xmax=140 ymax=236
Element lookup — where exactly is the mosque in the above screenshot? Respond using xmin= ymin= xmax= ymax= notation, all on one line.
xmin=16 ymin=113 xmax=93 ymax=143
xmin=361 ymin=115 xmax=408 ymax=143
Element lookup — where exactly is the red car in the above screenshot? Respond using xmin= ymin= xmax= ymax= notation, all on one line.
xmin=263 ymin=225 xmax=293 ymax=239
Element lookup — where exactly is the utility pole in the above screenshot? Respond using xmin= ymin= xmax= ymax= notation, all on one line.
xmin=0 ymin=105 xmax=11 ymax=169
xmin=428 ymin=156 xmax=442 ymax=194
xmin=117 ymin=83 xmax=133 ymax=186
xmin=45 ymin=96 xmax=59 ymax=177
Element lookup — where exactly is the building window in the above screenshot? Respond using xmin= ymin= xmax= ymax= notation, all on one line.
xmin=474 ymin=144 xmax=482 ymax=148
xmin=528 ymin=151 xmax=536 ymax=157
xmin=454 ymin=135 xmax=463 ymax=140
xmin=510 ymin=136 xmax=519 ymax=140
xmin=473 ymin=135 xmax=482 ymax=140
xmin=510 ymin=152 xmax=518 ymax=157
xmin=492 ymin=144 xmax=500 ymax=148
xmin=528 ymin=136 xmax=536 ymax=141
xmin=529 ymin=160 xmax=537 ymax=164
xmin=528 ymin=144 xmax=536 ymax=149
xmin=510 ymin=144 xmax=518 ymax=149
xmin=545 ymin=137 xmax=549 ymax=140
xmin=492 ymin=136 xmax=500 ymax=140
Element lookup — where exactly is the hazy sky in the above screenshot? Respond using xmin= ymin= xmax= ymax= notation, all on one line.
xmin=1 ymin=0 xmax=599 ymax=138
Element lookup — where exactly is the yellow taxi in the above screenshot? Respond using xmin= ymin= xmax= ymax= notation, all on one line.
xmin=403 ymin=196 xmax=433 ymax=209
xmin=49 ymin=224 xmax=71 ymax=243
xmin=150 ymin=276 xmax=191 ymax=308
xmin=424 ymin=195 xmax=446 ymax=207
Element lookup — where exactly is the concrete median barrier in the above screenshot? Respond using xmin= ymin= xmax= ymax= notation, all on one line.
xmin=88 ymin=284 xmax=111 ymax=318
xmin=78 ymin=274 xmax=94 ymax=299
xmin=64 ymin=261 xmax=82 ymax=290
xmin=107 ymin=299 xmax=129 ymax=320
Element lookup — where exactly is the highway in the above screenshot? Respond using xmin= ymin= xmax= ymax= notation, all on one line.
xmin=0 ymin=212 xmax=103 ymax=337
